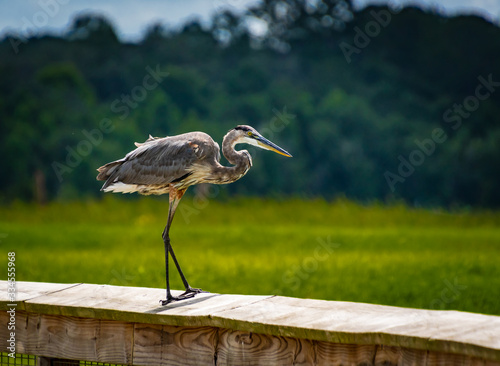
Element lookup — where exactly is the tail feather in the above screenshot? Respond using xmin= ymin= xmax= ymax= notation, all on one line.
xmin=98 ymin=133 xmax=163 ymax=191
xmin=96 ymin=160 xmax=123 ymax=182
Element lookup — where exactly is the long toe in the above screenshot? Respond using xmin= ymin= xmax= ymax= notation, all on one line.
xmin=160 ymin=298 xmax=173 ymax=306
xmin=160 ymin=292 xmax=197 ymax=306
xmin=183 ymin=287 xmax=208 ymax=295
xmin=160 ymin=295 xmax=181 ymax=306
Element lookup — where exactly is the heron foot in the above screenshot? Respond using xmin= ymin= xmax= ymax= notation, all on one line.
xmin=183 ymin=287 xmax=208 ymax=296
xmin=160 ymin=287 xmax=208 ymax=306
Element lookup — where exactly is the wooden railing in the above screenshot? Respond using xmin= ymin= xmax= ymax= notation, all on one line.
xmin=1 ymin=281 xmax=499 ymax=365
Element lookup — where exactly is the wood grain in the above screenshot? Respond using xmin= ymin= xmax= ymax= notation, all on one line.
xmin=0 ymin=310 xmax=27 ymax=354
xmin=1 ymin=281 xmax=500 ymax=365
xmin=35 ymin=314 xmax=133 ymax=364
xmin=2 ymin=310 xmax=500 ymax=365
xmin=316 ymin=342 xmax=376 ymax=365
xmin=427 ymin=350 xmax=489 ymax=366
xmin=0 ymin=281 xmax=80 ymax=311
xmin=374 ymin=345 xmax=405 ymax=365
xmin=0 ymin=311 xmax=133 ymax=364
xmin=397 ymin=347 xmax=429 ymax=365
xmin=134 ymin=324 xmax=217 ymax=366
xmin=293 ymin=338 xmax=316 ymax=366
xmin=216 ymin=329 xmax=299 ymax=365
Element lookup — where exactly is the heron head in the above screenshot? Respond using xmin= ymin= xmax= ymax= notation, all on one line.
xmin=232 ymin=125 xmax=292 ymax=157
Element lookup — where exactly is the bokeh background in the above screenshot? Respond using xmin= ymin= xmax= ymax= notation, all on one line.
xmin=1 ymin=1 xmax=500 ymax=315
xmin=1 ymin=0 xmax=500 ymax=207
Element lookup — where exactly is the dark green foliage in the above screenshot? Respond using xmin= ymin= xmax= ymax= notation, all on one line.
xmin=1 ymin=0 xmax=499 ymax=207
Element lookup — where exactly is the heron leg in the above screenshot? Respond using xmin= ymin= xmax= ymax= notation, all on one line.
xmin=168 ymin=244 xmax=205 ymax=295
xmin=161 ymin=188 xmax=205 ymax=306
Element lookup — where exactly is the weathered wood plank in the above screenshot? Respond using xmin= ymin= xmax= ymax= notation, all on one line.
xmin=211 ymin=294 xmax=500 ymax=361
xmin=216 ymin=329 xmax=300 ymax=365
xmin=0 ymin=281 xmax=80 ymax=311
xmin=397 ymin=347 xmax=429 ymax=365
xmin=373 ymin=345 xmax=406 ymax=365
xmin=1 ymin=281 xmax=499 ymax=363
xmin=134 ymin=324 xmax=217 ymax=366
xmin=2 ymin=310 xmax=500 ymax=365
xmin=0 ymin=310 xmax=28 ymax=354
xmin=2 ymin=311 xmax=134 ymax=364
xmin=315 ymin=342 xmax=376 ymax=365
xmin=294 ymin=338 xmax=316 ymax=365
xmin=132 ymin=324 xmax=163 ymax=365
xmin=2 ymin=281 xmax=270 ymax=326
xmin=426 ymin=350 xmax=490 ymax=366
xmin=40 ymin=313 xmax=132 ymax=364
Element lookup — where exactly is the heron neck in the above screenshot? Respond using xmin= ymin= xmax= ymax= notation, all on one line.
xmin=215 ymin=131 xmax=252 ymax=184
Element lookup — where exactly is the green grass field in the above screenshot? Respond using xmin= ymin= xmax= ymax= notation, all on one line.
xmin=1 ymin=196 xmax=499 ymax=315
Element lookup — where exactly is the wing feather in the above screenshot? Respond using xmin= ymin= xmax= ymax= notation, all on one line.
xmin=97 ymin=132 xmax=219 ymax=191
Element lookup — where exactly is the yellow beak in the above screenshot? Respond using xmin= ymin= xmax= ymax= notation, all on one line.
xmin=256 ymin=136 xmax=292 ymax=157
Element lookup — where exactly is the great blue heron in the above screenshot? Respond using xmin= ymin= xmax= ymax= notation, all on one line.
xmin=97 ymin=125 xmax=292 ymax=305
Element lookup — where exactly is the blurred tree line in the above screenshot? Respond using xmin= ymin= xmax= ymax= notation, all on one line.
xmin=1 ymin=0 xmax=499 ymax=207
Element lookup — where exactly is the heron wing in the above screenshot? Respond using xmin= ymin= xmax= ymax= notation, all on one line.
xmin=134 ymin=134 xmax=162 ymax=147
xmin=98 ymin=132 xmax=219 ymax=189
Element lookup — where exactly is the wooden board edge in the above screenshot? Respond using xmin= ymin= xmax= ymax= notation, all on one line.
xmin=206 ymin=316 xmax=500 ymax=362
xmin=0 ymin=282 xmax=84 ymax=311
xmin=2 ymin=309 xmax=499 ymax=363
xmin=11 ymin=304 xmax=500 ymax=362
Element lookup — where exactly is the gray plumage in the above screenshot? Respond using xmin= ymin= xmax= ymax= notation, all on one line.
xmin=97 ymin=126 xmax=288 ymax=194
xmin=97 ymin=131 xmax=222 ymax=194
xmin=96 ymin=125 xmax=292 ymax=305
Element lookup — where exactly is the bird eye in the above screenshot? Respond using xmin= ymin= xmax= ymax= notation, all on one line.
xmin=247 ymin=131 xmax=252 ymax=136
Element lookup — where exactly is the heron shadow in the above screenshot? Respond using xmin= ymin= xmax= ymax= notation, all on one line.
xmin=146 ymin=293 xmax=220 ymax=313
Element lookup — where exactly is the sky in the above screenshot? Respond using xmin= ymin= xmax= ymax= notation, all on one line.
xmin=1 ymin=0 xmax=499 ymax=43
